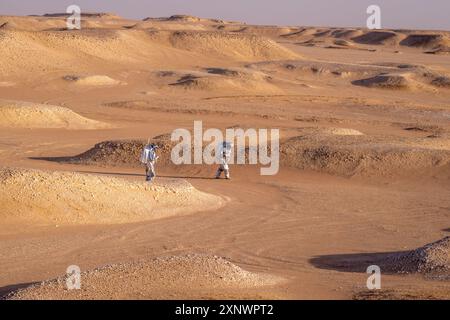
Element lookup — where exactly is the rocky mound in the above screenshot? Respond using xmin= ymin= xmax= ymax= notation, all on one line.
xmin=430 ymin=76 xmax=450 ymax=88
xmin=354 ymin=287 xmax=450 ymax=300
xmin=425 ymin=45 xmax=450 ymax=55
xmin=204 ymin=67 xmax=268 ymax=80
xmin=42 ymin=12 xmax=121 ymax=19
xmin=169 ymin=69 xmax=281 ymax=93
xmin=166 ymin=31 xmax=299 ymax=61
xmin=280 ymin=28 xmax=314 ymax=39
xmin=280 ymin=133 xmax=450 ymax=177
xmin=0 ymin=16 xmax=66 ymax=31
xmin=103 ymin=100 xmax=153 ymax=110
xmin=247 ymin=60 xmax=397 ymax=79
xmin=333 ymin=39 xmax=354 ymax=47
xmin=6 ymin=254 xmax=280 ymax=300
xmin=166 ymin=15 xmax=202 ymax=22
xmin=330 ymin=29 xmax=364 ymax=39
xmin=352 ymin=74 xmax=411 ymax=89
xmin=143 ymin=15 xmax=228 ymax=24
xmin=0 ymin=100 xmax=107 ymax=129
xmin=40 ymin=135 xmax=174 ymax=167
xmin=0 ymin=168 xmax=223 ymax=225
xmin=400 ymin=34 xmax=449 ymax=48
xmin=352 ymin=31 xmax=399 ymax=45
xmin=383 ymin=237 xmax=450 ymax=279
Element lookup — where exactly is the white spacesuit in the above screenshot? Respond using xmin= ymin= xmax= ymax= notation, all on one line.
xmin=215 ymin=141 xmax=232 ymax=179
xmin=140 ymin=143 xmax=159 ymax=182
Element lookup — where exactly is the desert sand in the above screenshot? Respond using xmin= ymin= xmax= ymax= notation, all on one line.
xmin=0 ymin=13 xmax=449 ymax=300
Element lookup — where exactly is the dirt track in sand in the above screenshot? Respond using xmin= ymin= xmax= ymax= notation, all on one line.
xmin=0 ymin=13 xmax=449 ymax=300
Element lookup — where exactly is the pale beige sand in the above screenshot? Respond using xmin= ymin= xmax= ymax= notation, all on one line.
xmin=0 ymin=100 xmax=107 ymax=129
xmin=0 ymin=168 xmax=225 ymax=225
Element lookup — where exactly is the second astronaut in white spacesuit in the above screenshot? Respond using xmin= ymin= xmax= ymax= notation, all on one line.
xmin=215 ymin=141 xmax=232 ymax=179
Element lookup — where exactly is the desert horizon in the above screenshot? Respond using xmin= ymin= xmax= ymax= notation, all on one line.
xmin=0 ymin=6 xmax=449 ymax=305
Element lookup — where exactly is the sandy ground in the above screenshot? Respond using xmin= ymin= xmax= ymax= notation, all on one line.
xmin=0 ymin=14 xmax=449 ymax=300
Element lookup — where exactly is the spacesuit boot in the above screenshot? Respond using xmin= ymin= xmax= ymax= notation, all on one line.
xmin=146 ymin=161 xmax=156 ymax=182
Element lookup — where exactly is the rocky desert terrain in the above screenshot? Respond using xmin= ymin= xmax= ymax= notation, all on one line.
xmin=0 ymin=13 xmax=449 ymax=299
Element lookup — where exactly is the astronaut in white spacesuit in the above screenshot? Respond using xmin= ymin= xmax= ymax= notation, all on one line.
xmin=140 ymin=143 xmax=159 ymax=182
xmin=215 ymin=141 xmax=232 ymax=180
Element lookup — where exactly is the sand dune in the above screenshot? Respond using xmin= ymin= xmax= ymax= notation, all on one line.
xmin=248 ymin=60 xmax=397 ymax=80
xmin=0 ymin=100 xmax=107 ymax=129
xmin=158 ymin=14 xmax=202 ymax=22
xmin=425 ymin=45 xmax=450 ymax=55
xmin=352 ymin=67 xmax=450 ymax=90
xmin=0 ymin=16 xmax=64 ymax=31
xmin=281 ymin=28 xmax=315 ymax=39
xmin=0 ymin=13 xmax=126 ymax=32
xmin=144 ymin=14 xmax=232 ymax=24
xmin=332 ymin=39 xmax=355 ymax=48
xmin=233 ymin=25 xmax=297 ymax=38
xmin=281 ymin=27 xmax=364 ymax=41
xmin=400 ymin=34 xmax=450 ymax=49
xmin=0 ymin=28 xmax=298 ymax=76
xmin=330 ymin=29 xmax=364 ymax=39
xmin=166 ymin=68 xmax=282 ymax=93
xmin=6 ymin=254 xmax=280 ymax=300
xmin=352 ymin=31 xmax=400 ymax=45
xmin=0 ymin=168 xmax=224 ymax=225
xmin=281 ymin=132 xmax=450 ymax=177
xmin=249 ymin=60 xmax=450 ymax=90
xmin=163 ymin=31 xmax=299 ymax=61
xmin=0 ymin=29 xmax=139 ymax=75
xmin=352 ymin=73 xmax=411 ymax=89
xmin=278 ymin=27 xmax=450 ymax=54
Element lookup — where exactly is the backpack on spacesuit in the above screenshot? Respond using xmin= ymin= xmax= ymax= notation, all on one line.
xmin=140 ymin=144 xmax=157 ymax=164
